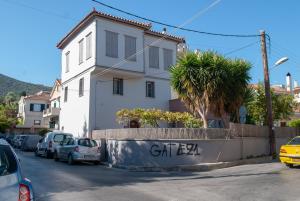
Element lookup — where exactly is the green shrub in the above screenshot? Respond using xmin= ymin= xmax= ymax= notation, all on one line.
xmin=288 ymin=119 xmax=300 ymax=128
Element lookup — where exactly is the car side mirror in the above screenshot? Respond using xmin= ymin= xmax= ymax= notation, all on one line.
xmin=60 ymin=141 xmax=64 ymax=146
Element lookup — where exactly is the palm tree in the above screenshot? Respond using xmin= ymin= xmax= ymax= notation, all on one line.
xmin=170 ymin=51 xmax=251 ymax=128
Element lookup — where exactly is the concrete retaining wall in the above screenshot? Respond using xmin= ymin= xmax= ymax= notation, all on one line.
xmin=93 ymin=124 xmax=300 ymax=168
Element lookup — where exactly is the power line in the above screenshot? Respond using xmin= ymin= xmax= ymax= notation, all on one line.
xmin=91 ymin=0 xmax=261 ymax=38
xmin=224 ymin=41 xmax=259 ymax=56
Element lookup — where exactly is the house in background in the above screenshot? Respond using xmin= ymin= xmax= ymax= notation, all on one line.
xmin=17 ymin=91 xmax=50 ymax=131
xmin=56 ymin=10 xmax=185 ymax=137
xmin=43 ymin=79 xmax=61 ymax=130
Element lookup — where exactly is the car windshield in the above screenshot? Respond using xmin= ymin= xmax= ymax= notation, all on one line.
xmin=0 ymin=145 xmax=17 ymax=176
xmin=78 ymin=139 xmax=97 ymax=147
xmin=288 ymin=137 xmax=300 ymax=145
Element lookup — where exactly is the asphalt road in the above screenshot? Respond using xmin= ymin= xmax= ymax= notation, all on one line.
xmin=17 ymin=151 xmax=300 ymax=201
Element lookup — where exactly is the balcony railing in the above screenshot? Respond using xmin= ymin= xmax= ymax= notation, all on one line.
xmin=43 ymin=107 xmax=60 ymax=117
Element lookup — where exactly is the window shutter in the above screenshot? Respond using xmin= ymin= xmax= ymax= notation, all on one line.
xmin=64 ymin=87 xmax=68 ymax=102
xmin=86 ymin=33 xmax=92 ymax=59
xmin=120 ymin=79 xmax=123 ymax=95
xmin=79 ymin=39 xmax=84 ymax=64
xmin=149 ymin=46 xmax=159 ymax=68
xmin=163 ymin=49 xmax=173 ymax=70
xmin=65 ymin=52 xmax=70 ymax=73
xmin=125 ymin=36 xmax=136 ymax=61
xmin=106 ymin=31 xmax=118 ymax=58
xmin=41 ymin=104 xmax=45 ymax=112
xmin=30 ymin=104 xmax=34 ymax=111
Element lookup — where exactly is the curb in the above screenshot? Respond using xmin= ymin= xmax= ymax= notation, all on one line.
xmin=108 ymin=156 xmax=273 ymax=172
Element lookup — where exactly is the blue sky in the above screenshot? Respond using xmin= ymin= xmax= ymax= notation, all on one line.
xmin=0 ymin=0 xmax=299 ymax=87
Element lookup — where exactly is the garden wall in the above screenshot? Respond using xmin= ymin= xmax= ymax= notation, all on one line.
xmin=93 ymin=124 xmax=300 ymax=168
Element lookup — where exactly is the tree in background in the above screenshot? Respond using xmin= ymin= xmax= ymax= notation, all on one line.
xmin=170 ymin=51 xmax=251 ymax=128
xmin=246 ymin=84 xmax=296 ymax=125
xmin=4 ymin=91 xmax=18 ymax=105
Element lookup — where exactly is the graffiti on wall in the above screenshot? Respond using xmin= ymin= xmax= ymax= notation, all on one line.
xmin=149 ymin=143 xmax=201 ymax=157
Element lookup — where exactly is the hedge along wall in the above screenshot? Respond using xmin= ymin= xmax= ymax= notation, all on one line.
xmin=93 ymin=124 xmax=300 ymax=168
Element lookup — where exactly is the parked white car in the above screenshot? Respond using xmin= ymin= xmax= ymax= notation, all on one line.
xmin=54 ymin=138 xmax=101 ymax=165
xmin=35 ymin=132 xmax=73 ymax=158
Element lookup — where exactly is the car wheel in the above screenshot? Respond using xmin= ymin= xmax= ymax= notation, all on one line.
xmin=68 ymin=154 xmax=74 ymax=165
xmin=35 ymin=149 xmax=39 ymax=157
xmin=54 ymin=151 xmax=59 ymax=162
xmin=46 ymin=150 xmax=52 ymax=159
xmin=286 ymin=163 xmax=294 ymax=168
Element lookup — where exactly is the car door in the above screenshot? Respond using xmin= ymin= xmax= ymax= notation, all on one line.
xmin=58 ymin=138 xmax=70 ymax=160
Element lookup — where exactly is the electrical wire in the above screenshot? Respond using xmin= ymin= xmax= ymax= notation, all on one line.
xmin=224 ymin=41 xmax=259 ymax=56
xmin=91 ymin=0 xmax=261 ymax=38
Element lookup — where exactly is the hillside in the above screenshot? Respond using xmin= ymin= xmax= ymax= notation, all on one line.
xmin=0 ymin=73 xmax=52 ymax=97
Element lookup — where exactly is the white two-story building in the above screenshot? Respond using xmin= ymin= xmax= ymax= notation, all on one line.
xmin=57 ymin=10 xmax=185 ymax=137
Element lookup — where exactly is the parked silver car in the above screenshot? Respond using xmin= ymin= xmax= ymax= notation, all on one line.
xmin=54 ymin=138 xmax=101 ymax=165
xmin=35 ymin=132 xmax=73 ymax=158
xmin=0 ymin=139 xmax=35 ymax=201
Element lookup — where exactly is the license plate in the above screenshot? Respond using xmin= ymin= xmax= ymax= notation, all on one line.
xmin=292 ymin=158 xmax=300 ymax=162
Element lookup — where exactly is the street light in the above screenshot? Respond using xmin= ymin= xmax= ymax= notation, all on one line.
xmin=270 ymin=57 xmax=289 ymax=71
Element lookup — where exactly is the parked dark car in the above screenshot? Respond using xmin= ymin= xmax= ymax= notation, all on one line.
xmin=5 ymin=134 xmax=15 ymax=145
xmin=21 ymin=135 xmax=43 ymax=152
xmin=13 ymin=135 xmax=28 ymax=149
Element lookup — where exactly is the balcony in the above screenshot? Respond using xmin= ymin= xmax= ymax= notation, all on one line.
xmin=43 ymin=107 xmax=60 ymax=118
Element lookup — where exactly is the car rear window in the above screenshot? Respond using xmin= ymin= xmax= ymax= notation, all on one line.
xmin=53 ymin=134 xmax=65 ymax=142
xmin=78 ymin=139 xmax=97 ymax=147
xmin=0 ymin=145 xmax=17 ymax=176
xmin=288 ymin=137 xmax=300 ymax=145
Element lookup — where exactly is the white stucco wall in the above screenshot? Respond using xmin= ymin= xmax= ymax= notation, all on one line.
xmin=95 ymin=18 xmax=145 ymax=73
xmin=59 ymin=70 xmax=92 ymax=137
xmin=144 ymin=35 xmax=177 ymax=80
xmin=61 ymin=21 xmax=96 ymax=82
xmin=89 ymin=72 xmax=171 ymax=130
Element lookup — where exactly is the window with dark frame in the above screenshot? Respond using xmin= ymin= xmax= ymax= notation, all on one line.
xmin=64 ymin=86 xmax=68 ymax=102
xmin=29 ymin=104 xmax=45 ymax=112
xmin=113 ymin=78 xmax=123 ymax=95
xmin=79 ymin=78 xmax=84 ymax=97
xmin=146 ymin=81 xmax=155 ymax=98
xmin=34 ymin=120 xmax=41 ymax=125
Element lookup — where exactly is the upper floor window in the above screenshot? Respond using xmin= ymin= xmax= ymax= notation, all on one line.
xmin=149 ymin=46 xmax=159 ymax=69
xmin=113 ymin=78 xmax=123 ymax=95
xmin=64 ymin=86 xmax=68 ymax=102
xmin=146 ymin=81 xmax=155 ymax=98
xmin=79 ymin=39 xmax=84 ymax=64
xmin=86 ymin=32 xmax=92 ymax=59
xmin=79 ymin=78 xmax=84 ymax=97
xmin=105 ymin=30 xmax=118 ymax=58
xmin=65 ymin=51 xmax=70 ymax=73
xmin=30 ymin=104 xmax=45 ymax=112
xmin=125 ymin=35 xmax=136 ymax=61
xmin=163 ymin=48 xmax=173 ymax=70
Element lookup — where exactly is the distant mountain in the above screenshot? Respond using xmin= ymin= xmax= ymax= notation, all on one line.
xmin=0 ymin=73 xmax=52 ymax=97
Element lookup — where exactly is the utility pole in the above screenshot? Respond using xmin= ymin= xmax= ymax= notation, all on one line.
xmin=260 ymin=30 xmax=276 ymax=157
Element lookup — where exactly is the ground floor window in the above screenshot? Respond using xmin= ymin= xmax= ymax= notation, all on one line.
xmin=146 ymin=81 xmax=155 ymax=98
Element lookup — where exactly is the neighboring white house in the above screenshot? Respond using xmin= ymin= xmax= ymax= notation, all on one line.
xmin=43 ymin=79 xmax=61 ymax=130
xmin=57 ymin=10 xmax=185 ymax=137
xmin=17 ymin=91 xmax=50 ymax=129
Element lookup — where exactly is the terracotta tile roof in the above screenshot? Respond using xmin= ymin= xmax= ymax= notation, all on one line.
xmin=57 ymin=10 xmax=151 ymax=49
xmin=57 ymin=10 xmax=185 ymax=49
xmin=23 ymin=91 xmax=50 ymax=101
xmin=145 ymin=29 xmax=185 ymax=43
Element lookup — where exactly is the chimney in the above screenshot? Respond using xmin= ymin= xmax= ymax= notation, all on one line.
xmin=294 ymin=80 xmax=298 ymax=88
xmin=286 ymin=72 xmax=292 ymax=92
